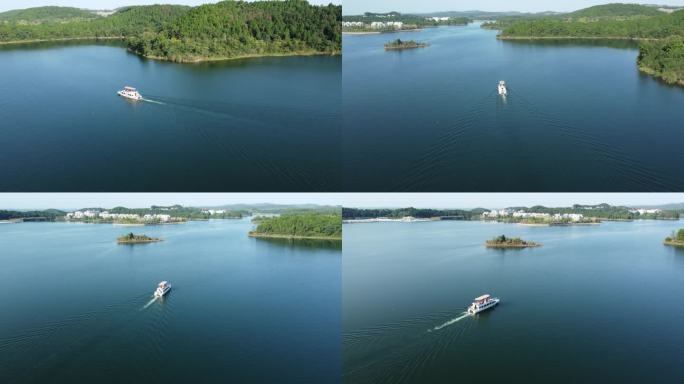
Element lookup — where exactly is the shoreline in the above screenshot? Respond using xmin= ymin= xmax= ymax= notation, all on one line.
xmin=664 ymin=240 xmax=684 ymax=248
xmin=117 ymin=238 xmax=163 ymax=244
xmin=497 ymin=35 xmax=658 ymax=41
xmin=485 ymin=243 xmax=542 ymax=249
xmin=136 ymin=50 xmax=340 ymax=64
xmin=638 ymin=65 xmax=684 ymax=87
xmin=248 ymin=232 xmax=341 ymax=241
xmin=0 ymin=36 xmax=125 ymax=46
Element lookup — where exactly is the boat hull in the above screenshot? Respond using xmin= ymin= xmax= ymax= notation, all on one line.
xmin=117 ymin=91 xmax=143 ymax=101
xmin=154 ymin=286 xmax=171 ymax=298
xmin=468 ymin=298 xmax=500 ymax=314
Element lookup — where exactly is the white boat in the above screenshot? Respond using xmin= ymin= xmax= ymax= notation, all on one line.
xmin=117 ymin=86 xmax=143 ymax=101
xmin=498 ymin=80 xmax=507 ymax=96
xmin=154 ymin=281 xmax=171 ymax=298
xmin=467 ymin=294 xmax=500 ymax=315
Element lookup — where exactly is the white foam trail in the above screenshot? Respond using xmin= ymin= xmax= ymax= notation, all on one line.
xmin=141 ymin=297 xmax=157 ymax=310
xmin=142 ymin=98 xmax=165 ymax=105
xmin=430 ymin=312 xmax=470 ymax=332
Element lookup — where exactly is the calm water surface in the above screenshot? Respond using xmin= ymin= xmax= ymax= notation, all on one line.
xmin=0 ymin=219 xmax=341 ymax=383
xmin=343 ymin=220 xmax=684 ymax=383
xmin=0 ymin=42 xmax=341 ymax=191
xmin=343 ymin=24 xmax=684 ymax=191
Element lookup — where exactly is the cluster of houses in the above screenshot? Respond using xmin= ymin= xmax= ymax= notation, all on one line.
xmin=629 ymin=208 xmax=662 ymax=215
xmin=426 ymin=17 xmax=451 ymax=22
xmin=202 ymin=209 xmax=228 ymax=215
xmin=482 ymin=209 xmax=585 ymax=222
xmin=342 ymin=21 xmax=404 ymax=30
xmin=65 ymin=210 xmax=173 ymax=222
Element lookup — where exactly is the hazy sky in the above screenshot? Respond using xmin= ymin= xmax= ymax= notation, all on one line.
xmin=0 ymin=193 xmax=345 ymax=210
xmin=2 ymin=193 xmax=684 ymax=210
xmin=0 ymin=0 xmax=338 ymax=13
xmin=343 ymin=0 xmax=684 ymax=15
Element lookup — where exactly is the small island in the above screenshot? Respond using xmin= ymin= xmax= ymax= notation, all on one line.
xmin=384 ymin=39 xmax=428 ymax=50
xmin=485 ymin=235 xmax=541 ymax=249
xmin=117 ymin=232 xmax=162 ymax=244
xmin=248 ymin=213 xmax=342 ymax=241
xmin=664 ymin=229 xmax=684 ymax=248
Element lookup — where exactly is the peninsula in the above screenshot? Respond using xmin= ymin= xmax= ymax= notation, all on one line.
xmin=117 ymin=233 xmax=162 ymax=244
xmin=664 ymin=229 xmax=684 ymax=248
xmin=0 ymin=1 xmax=341 ymax=63
xmin=248 ymin=213 xmax=342 ymax=241
xmin=488 ymin=4 xmax=684 ymax=85
xmin=485 ymin=235 xmax=541 ymax=249
xmin=384 ymin=39 xmax=428 ymax=50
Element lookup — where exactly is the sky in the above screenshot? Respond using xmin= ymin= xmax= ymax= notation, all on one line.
xmin=343 ymin=0 xmax=684 ymax=15
xmin=2 ymin=193 xmax=684 ymax=210
xmin=0 ymin=0 xmax=337 ymax=13
xmin=0 ymin=193 xmax=346 ymax=210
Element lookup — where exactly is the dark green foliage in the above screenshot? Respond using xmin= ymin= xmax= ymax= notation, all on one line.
xmin=342 ymin=207 xmax=474 ymax=220
xmin=107 ymin=206 xmax=243 ymax=220
xmin=0 ymin=1 xmax=340 ymax=62
xmin=0 ymin=209 xmax=65 ymax=221
xmin=487 ymin=235 xmax=538 ymax=246
xmin=252 ymin=213 xmax=342 ymax=238
xmin=665 ymin=229 xmax=684 ymax=243
xmin=128 ymin=0 xmax=341 ymax=62
xmin=0 ymin=5 xmax=189 ymax=41
xmin=567 ymin=3 xmax=663 ymax=19
xmin=500 ymin=9 xmax=684 ymax=39
xmin=0 ymin=6 xmax=99 ymax=23
xmin=638 ymin=36 xmax=684 ymax=84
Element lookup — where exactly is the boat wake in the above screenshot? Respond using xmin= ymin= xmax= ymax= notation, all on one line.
xmin=430 ymin=312 xmax=470 ymax=332
xmin=141 ymin=297 xmax=158 ymax=310
xmin=142 ymin=98 xmax=165 ymax=105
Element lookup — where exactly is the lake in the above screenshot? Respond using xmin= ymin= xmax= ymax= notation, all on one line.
xmin=0 ymin=42 xmax=341 ymax=191
xmin=0 ymin=219 xmax=341 ymax=383
xmin=343 ymin=219 xmax=684 ymax=383
xmin=342 ymin=24 xmax=684 ymax=191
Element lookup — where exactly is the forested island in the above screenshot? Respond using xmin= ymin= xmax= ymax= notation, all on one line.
xmin=249 ymin=213 xmax=342 ymax=240
xmin=485 ymin=235 xmax=541 ymax=249
xmin=384 ymin=39 xmax=428 ymax=50
xmin=664 ymin=229 xmax=684 ymax=248
xmin=0 ymin=1 xmax=341 ymax=63
xmin=486 ymin=3 xmax=684 ymax=85
xmin=117 ymin=232 xmax=162 ymax=244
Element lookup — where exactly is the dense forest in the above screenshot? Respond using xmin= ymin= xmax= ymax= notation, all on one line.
xmin=250 ymin=213 xmax=342 ymax=239
xmin=129 ymin=0 xmax=341 ymax=62
xmin=0 ymin=6 xmax=100 ymax=23
xmin=0 ymin=1 xmax=341 ymax=62
xmin=491 ymin=4 xmax=684 ymax=84
xmin=0 ymin=209 xmax=65 ymax=221
xmin=638 ymin=36 xmax=684 ymax=85
xmin=342 ymin=207 xmax=476 ymax=220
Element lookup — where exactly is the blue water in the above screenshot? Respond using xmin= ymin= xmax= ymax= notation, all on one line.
xmin=0 ymin=219 xmax=341 ymax=383
xmin=343 ymin=24 xmax=684 ymax=191
xmin=0 ymin=42 xmax=341 ymax=191
xmin=343 ymin=219 xmax=684 ymax=383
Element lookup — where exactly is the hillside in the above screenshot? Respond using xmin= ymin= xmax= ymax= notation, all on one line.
xmin=249 ymin=213 xmax=342 ymax=240
xmin=0 ymin=6 xmax=99 ymax=24
xmin=0 ymin=1 xmax=340 ymax=63
xmin=128 ymin=1 xmax=341 ymax=62
xmin=567 ymin=3 xmax=664 ymax=19
xmin=0 ymin=5 xmax=189 ymax=42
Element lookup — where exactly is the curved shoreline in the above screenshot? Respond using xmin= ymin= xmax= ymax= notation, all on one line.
xmin=248 ymin=232 xmax=341 ymax=241
xmin=664 ymin=240 xmax=684 ymax=248
xmin=0 ymin=36 xmax=125 ymax=45
xmin=497 ymin=35 xmax=658 ymax=41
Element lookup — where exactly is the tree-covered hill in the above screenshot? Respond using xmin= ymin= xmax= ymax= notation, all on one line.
xmin=0 ymin=6 xmax=99 ymax=24
xmin=0 ymin=1 xmax=340 ymax=63
xmin=128 ymin=0 xmax=341 ymax=62
xmin=250 ymin=213 xmax=342 ymax=239
xmin=567 ymin=3 xmax=664 ymax=19
xmin=638 ymin=36 xmax=684 ymax=84
xmin=0 ymin=4 xmax=189 ymax=42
